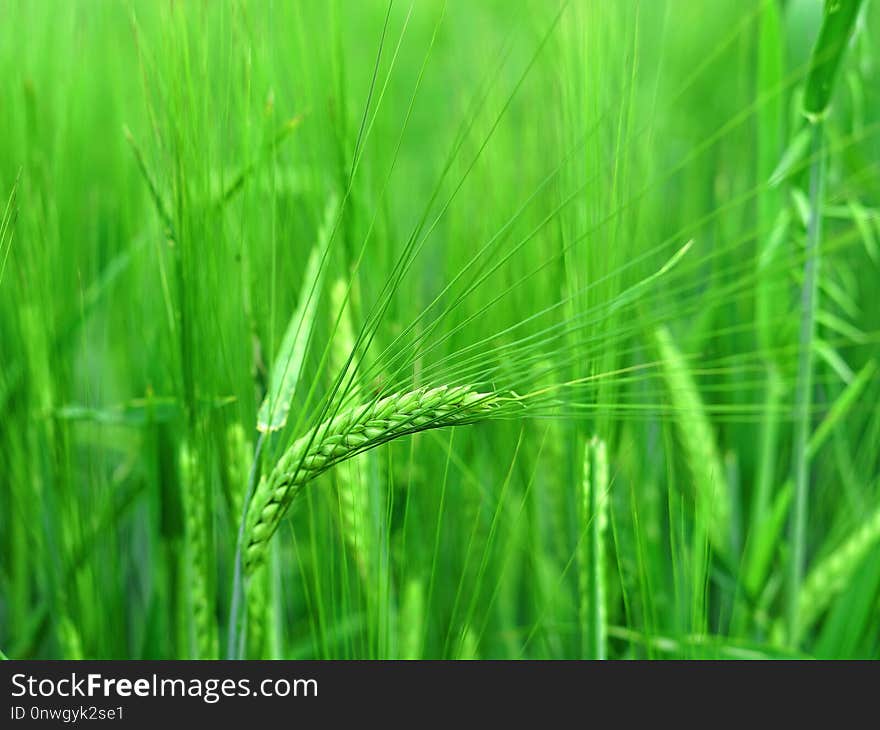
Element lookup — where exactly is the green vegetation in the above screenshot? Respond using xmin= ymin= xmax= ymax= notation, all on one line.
xmin=1 ymin=0 xmax=878 ymax=660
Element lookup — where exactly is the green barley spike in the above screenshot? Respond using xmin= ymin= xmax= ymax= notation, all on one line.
xmin=226 ymin=422 xmax=252 ymax=523
xmin=455 ymin=625 xmax=480 ymax=660
xmin=226 ymin=423 xmax=272 ymax=659
xmin=578 ymin=436 xmax=609 ymax=659
xmin=329 ymin=278 xmax=376 ymax=589
xmin=399 ymin=578 xmax=425 ymax=660
xmin=180 ymin=442 xmax=217 ymax=659
xmin=797 ymin=505 xmax=880 ymax=632
xmin=654 ymin=326 xmax=732 ymax=559
xmin=243 ymin=385 xmax=508 ymax=574
xmin=57 ymin=615 xmax=84 ymax=660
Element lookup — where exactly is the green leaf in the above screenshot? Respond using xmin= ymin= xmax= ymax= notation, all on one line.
xmin=743 ymin=481 xmax=793 ymax=597
xmin=847 ymin=200 xmax=879 ymax=263
xmin=257 ymin=193 xmax=339 ymax=433
xmin=814 ymin=339 xmax=855 ymax=383
xmin=808 ymin=359 xmax=877 ymax=460
xmin=769 ymin=126 xmax=811 ymax=187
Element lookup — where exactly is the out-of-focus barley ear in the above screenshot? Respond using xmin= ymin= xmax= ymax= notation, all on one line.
xmin=226 ymin=422 xmax=252 ymax=523
xmin=180 ymin=441 xmax=217 ymax=659
xmin=225 ymin=422 xmax=274 ymax=659
xmin=578 ymin=436 xmax=609 ymax=659
xmin=455 ymin=625 xmax=479 ymax=660
xmin=797 ymin=506 xmax=880 ymax=633
xmin=654 ymin=326 xmax=732 ymax=560
xmin=399 ymin=578 xmax=425 ymax=660
xmin=329 ymin=276 xmax=380 ymax=594
xmin=57 ymin=616 xmax=84 ymax=660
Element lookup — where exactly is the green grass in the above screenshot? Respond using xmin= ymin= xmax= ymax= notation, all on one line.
xmin=1 ymin=0 xmax=878 ymax=660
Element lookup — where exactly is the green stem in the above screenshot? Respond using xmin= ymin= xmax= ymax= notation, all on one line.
xmin=788 ymin=122 xmax=824 ymax=647
xmin=752 ymin=365 xmax=781 ymax=533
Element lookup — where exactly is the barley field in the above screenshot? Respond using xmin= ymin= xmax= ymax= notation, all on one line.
xmin=1 ymin=0 xmax=878 ymax=660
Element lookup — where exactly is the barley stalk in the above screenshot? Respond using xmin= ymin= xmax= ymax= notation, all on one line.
xmin=788 ymin=0 xmax=863 ymax=649
xmin=244 ymin=385 xmax=509 ymax=573
xmin=228 ymin=197 xmax=335 ymax=657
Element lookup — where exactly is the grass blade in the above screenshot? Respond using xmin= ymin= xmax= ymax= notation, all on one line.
xmin=807 ymin=359 xmax=877 ymax=460
xmin=743 ymin=480 xmax=793 ymax=597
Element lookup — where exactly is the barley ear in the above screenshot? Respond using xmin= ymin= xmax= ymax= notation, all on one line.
xmin=455 ymin=625 xmax=480 ymax=660
xmin=226 ymin=423 xmax=274 ymax=658
xmin=578 ymin=436 xmax=609 ymax=659
xmin=226 ymin=422 xmax=252 ymax=523
xmin=797 ymin=505 xmax=880 ymax=632
xmin=243 ymin=386 xmax=505 ymax=574
xmin=329 ymin=277 xmax=383 ymax=594
xmin=57 ymin=616 xmax=84 ymax=660
xmin=399 ymin=578 xmax=425 ymax=660
xmin=180 ymin=441 xmax=217 ymax=659
xmin=654 ymin=326 xmax=733 ymax=559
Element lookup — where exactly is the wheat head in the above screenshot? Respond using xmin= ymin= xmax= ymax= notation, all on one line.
xmin=243 ymin=385 xmax=506 ymax=573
